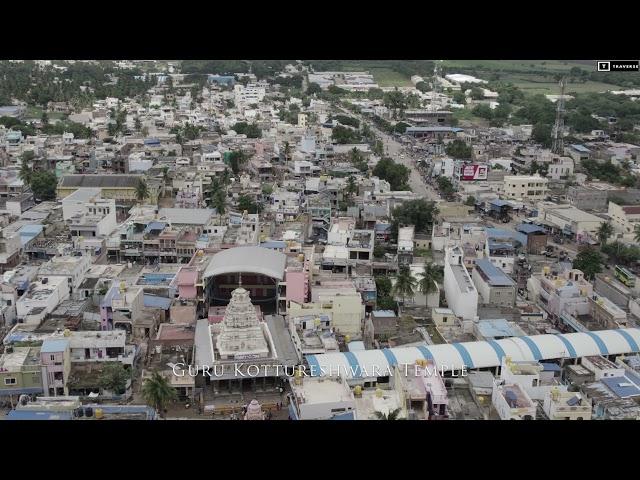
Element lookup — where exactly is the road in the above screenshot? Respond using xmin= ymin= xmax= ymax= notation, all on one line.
xmin=339 ymin=106 xmax=440 ymax=201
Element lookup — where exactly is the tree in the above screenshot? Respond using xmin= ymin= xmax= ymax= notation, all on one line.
xmin=597 ymin=221 xmax=614 ymax=246
xmin=229 ymin=150 xmax=248 ymax=174
xmin=238 ymin=195 xmax=260 ymax=214
xmin=306 ymin=82 xmax=322 ymax=95
xmin=373 ymin=244 xmax=386 ymax=259
xmin=572 ymin=246 xmax=604 ymax=280
xmin=373 ymin=407 xmax=403 ymax=420
xmin=445 ymin=139 xmax=472 ymax=160
xmin=391 ymin=199 xmax=439 ymax=237
xmin=19 ymin=150 xmax=35 ymax=185
xmin=135 ymin=179 xmax=150 ymax=204
xmin=134 ymin=116 xmax=142 ymax=131
xmin=393 ymin=266 xmax=416 ymax=307
xmin=142 ymin=371 xmax=177 ymax=418
xmin=532 ymin=123 xmax=552 ymax=148
xmin=41 ymin=111 xmax=49 ymax=125
xmin=436 ymin=176 xmax=456 ymax=199
xmin=283 ymin=141 xmax=291 ymax=169
xmin=469 ymin=87 xmax=484 ymax=100
xmin=465 ymin=195 xmax=476 ymax=206
xmin=372 ymin=157 xmax=410 ymax=190
xmin=332 ymin=124 xmax=360 ymax=144
xmin=99 ymin=363 xmax=130 ymax=395
xmin=472 ymin=104 xmax=493 ymax=120
xmin=418 ymin=262 xmax=443 ymax=309
xmin=453 ymin=91 xmax=466 ymax=104
xmin=30 ymin=171 xmax=57 ymax=201
xmin=634 ymin=224 xmax=640 ymax=244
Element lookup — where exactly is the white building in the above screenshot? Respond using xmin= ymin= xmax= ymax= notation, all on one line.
xmin=61 ymin=188 xmax=118 ymax=238
xmin=68 ymin=330 xmax=137 ymax=366
xmin=443 ymin=246 xmax=478 ymax=321
xmin=608 ymin=202 xmax=640 ymax=242
xmin=492 ymin=381 xmax=536 ymax=420
xmin=542 ymin=388 xmax=592 ymax=420
xmin=288 ymin=374 xmax=356 ymax=420
xmin=17 ymin=276 xmax=70 ymax=323
xmin=37 ymin=255 xmax=92 ymax=294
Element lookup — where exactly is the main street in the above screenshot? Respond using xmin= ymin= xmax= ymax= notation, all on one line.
xmin=341 ymin=106 xmax=440 ymax=201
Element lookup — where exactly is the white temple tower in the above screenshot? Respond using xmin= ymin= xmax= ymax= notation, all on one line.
xmin=216 ymin=287 xmax=269 ymax=359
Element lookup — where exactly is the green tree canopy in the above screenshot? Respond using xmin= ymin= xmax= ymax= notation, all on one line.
xmin=30 ymin=171 xmax=58 ymax=201
xmin=572 ymin=246 xmax=604 ymax=280
xmin=372 ymin=157 xmax=410 ymax=191
xmin=445 ymin=139 xmax=472 ymax=160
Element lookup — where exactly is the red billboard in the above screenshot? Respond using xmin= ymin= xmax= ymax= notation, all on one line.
xmin=459 ymin=164 xmax=488 ymax=181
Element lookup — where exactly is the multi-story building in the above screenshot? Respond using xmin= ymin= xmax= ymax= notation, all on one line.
xmin=40 ymin=338 xmax=71 ymax=397
xmin=503 ymin=175 xmax=548 ymax=202
xmin=472 ymin=259 xmax=516 ymax=307
xmin=443 ymin=246 xmax=478 ymax=321
xmin=16 ymin=276 xmax=70 ymax=324
xmin=37 ymin=255 xmax=92 ymax=295
xmin=397 ymin=226 xmax=415 ymax=266
xmin=491 ymin=380 xmax=536 ymax=420
xmin=608 ymin=202 xmax=640 ymax=242
xmin=0 ymin=346 xmax=43 ymax=398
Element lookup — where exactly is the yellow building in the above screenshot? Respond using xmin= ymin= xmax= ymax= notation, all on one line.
xmin=503 ymin=175 xmax=549 ymax=202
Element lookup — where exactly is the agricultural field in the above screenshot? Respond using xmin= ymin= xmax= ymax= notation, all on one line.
xmin=369 ymin=67 xmax=413 ymax=87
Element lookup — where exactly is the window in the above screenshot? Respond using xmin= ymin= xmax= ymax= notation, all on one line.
xmin=4 ymin=378 xmax=16 ymax=385
xmin=50 ymin=355 xmax=55 ymax=361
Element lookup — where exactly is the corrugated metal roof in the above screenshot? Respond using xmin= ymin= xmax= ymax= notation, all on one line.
xmin=475 ymin=259 xmax=515 ymax=286
xmin=59 ymin=174 xmax=143 ymax=189
xmin=306 ymin=328 xmax=640 ymax=379
xmin=144 ymin=295 xmax=172 ymax=310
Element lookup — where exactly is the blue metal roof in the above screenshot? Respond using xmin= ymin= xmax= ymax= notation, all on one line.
xmin=516 ymin=223 xmax=546 ymax=234
xmin=331 ymin=411 xmax=355 ymax=420
xmin=18 ymin=224 xmax=44 ymax=246
xmin=144 ymin=221 xmax=167 ymax=234
xmin=6 ymin=410 xmax=74 ymax=420
xmin=143 ymin=295 xmax=172 ymax=310
xmin=570 ymin=144 xmax=590 ymax=153
xmin=601 ymin=374 xmax=640 ymax=398
xmin=540 ymin=362 xmax=562 ymax=372
xmin=489 ymin=199 xmax=511 ymax=208
xmin=144 ymin=138 xmax=161 ymax=145
xmin=348 ymin=341 xmax=366 ymax=352
xmin=475 ymin=259 xmax=516 ymax=287
xmin=41 ymin=338 xmax=70 ymax=353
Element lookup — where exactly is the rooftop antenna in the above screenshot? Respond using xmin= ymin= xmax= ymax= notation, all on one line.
xmin=552 ymin=78 xmax=566 ymax=156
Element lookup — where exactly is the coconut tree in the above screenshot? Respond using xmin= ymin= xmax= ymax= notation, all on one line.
xmin=19 ymin=156 xmax=33 ymax=186
xmin=346 ymin=175 xmax=357 ymax=205
xmin=418 ymin=262 xmax=443 ymax=310
xmin=135 ymin=178 xmax=150 ymax=204
xmin=634 ymin=224 xmax=640 ymax=244
xmin=393 ymin=266 xmax=416 ymax=309
xmin=597 ymin=221 xmax=614 ymax=246
xmin=373 ymin=408 xmax=403 ymax=420
xmin=141 ymin=371 xmax=177 ymax=419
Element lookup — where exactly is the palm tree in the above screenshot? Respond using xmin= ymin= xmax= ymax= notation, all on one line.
xmin=373 ymin=408 xmax=403 ymax=420
xmin=141 ymin=371 xmax=177 ymax=418
xmin=597 ymin=221 xmax=614 ymax=246
xmin=19 ymin=157 xmax=33 ymax=186
xmin=135 ymin=179 xmax=150 ymax=204
xmin=393 ymin=266 xmax=416 ymax=309
xmin=283 ymin=141 xmax=291 ymax=166
xmin=634 ymin=224 xmax=640 ymax=244
xmin=418 ymin=262 xmax=443 ymax=310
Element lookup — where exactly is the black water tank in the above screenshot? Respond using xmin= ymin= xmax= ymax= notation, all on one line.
xmin=85 ymin=407 xmax=93 ymax=417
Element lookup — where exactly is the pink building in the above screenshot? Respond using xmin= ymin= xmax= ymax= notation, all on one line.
xmin=284 ymin=254 xmax=311 ymax=307
xmin=176 ymin=268 xmax=198 ymax=300
xmin=40 ymin=338 xmax=71 ymax=397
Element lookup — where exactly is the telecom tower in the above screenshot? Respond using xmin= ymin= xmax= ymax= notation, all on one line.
xmin=431 ymin=60 xmax=442 ymax=112
xmin=552 ymin=78 xmax=566 ymax=155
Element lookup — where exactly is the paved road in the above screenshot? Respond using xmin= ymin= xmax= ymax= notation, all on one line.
xmin=339 ymin=107 xmax=440 ymax=201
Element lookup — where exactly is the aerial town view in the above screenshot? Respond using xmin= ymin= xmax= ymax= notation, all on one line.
xmin=2 ymin=59 xmax=640 ymax=421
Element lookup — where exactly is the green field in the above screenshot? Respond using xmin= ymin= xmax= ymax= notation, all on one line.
xmin=25 ymin=105 xmax=65 ymax=121
xmin=369 ymin=67 xmax=412 ymax=87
